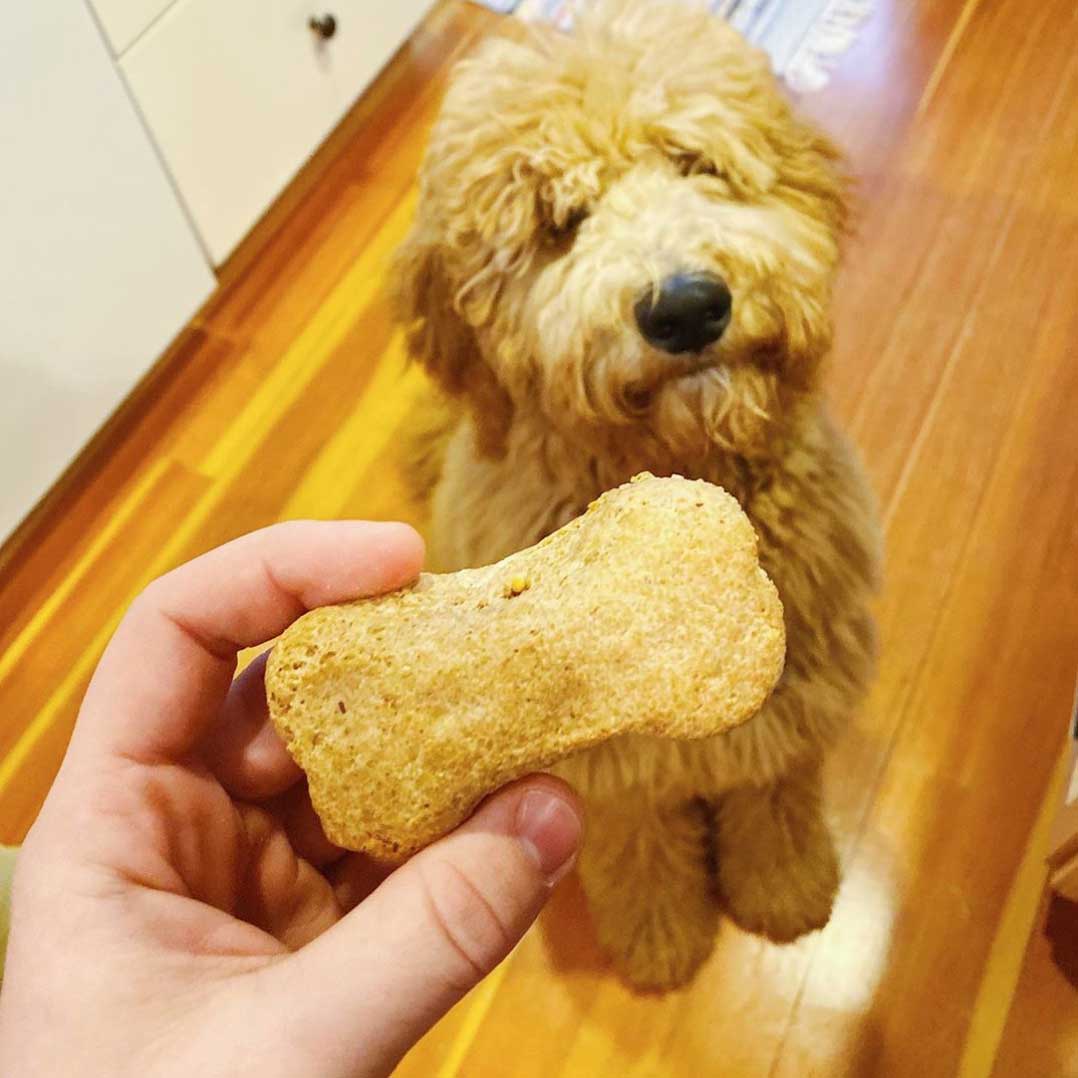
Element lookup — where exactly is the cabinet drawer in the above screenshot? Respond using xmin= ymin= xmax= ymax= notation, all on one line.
xmin=122 ymin=0 xmax=432 ymax=263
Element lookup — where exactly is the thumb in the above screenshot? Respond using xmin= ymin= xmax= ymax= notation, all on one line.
xmin=271 ymin=776 xmax=582 ymax=1075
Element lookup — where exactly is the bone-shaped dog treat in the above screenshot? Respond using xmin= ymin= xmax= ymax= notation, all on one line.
xmin=266 ymin=474 xmax=785 ymax=859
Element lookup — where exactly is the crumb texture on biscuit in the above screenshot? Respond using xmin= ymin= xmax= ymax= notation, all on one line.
xmin=266 ymin=474 xmax=785 ymax=859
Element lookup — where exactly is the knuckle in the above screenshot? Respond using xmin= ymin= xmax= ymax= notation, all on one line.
xmin=129 ymin=579 xmax=164 ymax=615
xmin=129 ymin=576 xmax=181 ymax=627
xmin=261 ymin=519 xmax=311 ymax=546
xmin=417 ymin=858 xmax=516 ymax=990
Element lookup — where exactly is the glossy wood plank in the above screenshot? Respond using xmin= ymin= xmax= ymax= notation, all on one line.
xmin=962 ymin=745 xmax=1069 ymax=1077
xmin=2 ymin=1 xmax=1077 ymax=1074
xmin=992 ymin=888 xmax=1078 ymax=1077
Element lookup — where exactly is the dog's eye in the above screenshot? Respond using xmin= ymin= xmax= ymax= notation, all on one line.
xmin=546 ymin=206 xmax=588 ymax=243
xmin=677 ymin=156 xmax=721 ymax=179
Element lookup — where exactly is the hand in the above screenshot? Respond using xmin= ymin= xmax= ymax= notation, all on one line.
xmin=0 ymin=521 xmax=582 ymax=1077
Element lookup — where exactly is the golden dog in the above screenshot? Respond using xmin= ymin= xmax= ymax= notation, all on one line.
xmin=393 ymin=0 xmax=880 ymax=989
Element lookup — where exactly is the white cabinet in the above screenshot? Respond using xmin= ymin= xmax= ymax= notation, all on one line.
xmin=0 ymin=2 xmax=214 ymax=539
xmin=122 ymin=0 xmax=433 ymax=263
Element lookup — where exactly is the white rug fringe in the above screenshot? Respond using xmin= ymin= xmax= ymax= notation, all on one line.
xmin=497 ymin=0 xmax=875 ymax=94
xmin=782 ymin=0 xmax=875 ymax=93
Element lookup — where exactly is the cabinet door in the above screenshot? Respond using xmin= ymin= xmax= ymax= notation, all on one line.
xmin=0 ymin=1 xmax=214 ymax=541
xmin=122 ymin=0 xmax=433 ymax=263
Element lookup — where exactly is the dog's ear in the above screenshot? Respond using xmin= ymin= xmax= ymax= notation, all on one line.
xmin=775 ymin=122 xmax=851 ymax=239
xmin=392 ymin=220 xmax=513 ymax=458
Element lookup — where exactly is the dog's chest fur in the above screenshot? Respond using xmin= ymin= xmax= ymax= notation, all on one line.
xmin=428 ymin=400 xmax=880 ymax=804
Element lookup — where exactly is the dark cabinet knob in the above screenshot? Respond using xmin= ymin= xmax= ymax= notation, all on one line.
xmin=309 ymin=14 xmax=337 ymax=39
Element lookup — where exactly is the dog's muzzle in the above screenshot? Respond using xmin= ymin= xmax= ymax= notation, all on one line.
xmin=634 ymin=272 xmax=732 ymax=355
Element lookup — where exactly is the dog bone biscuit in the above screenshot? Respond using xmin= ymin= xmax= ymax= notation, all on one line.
xmin=266 ymin=474 xmax=785 ymax=859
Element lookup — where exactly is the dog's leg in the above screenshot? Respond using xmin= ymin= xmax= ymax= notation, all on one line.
xmin=713 ymin=761 xmax=839 ymax=942
xmin=577 ymin=796 xmax=718 ymax=991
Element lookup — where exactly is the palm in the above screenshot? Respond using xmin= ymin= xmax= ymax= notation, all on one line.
xmin=100 ymin=758 xmax=345 ymax=961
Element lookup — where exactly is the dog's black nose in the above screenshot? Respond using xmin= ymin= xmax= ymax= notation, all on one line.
xmin=634 ymin=272 xmax=732 ymax=355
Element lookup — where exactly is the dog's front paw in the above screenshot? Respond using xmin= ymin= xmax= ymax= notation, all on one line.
xmin=596 ymin=896 xmax=718 ymax=991
xmin=577 ymin=798 xmax=720 ymax=990
xmin=716 ymin=830 xmax=839 ymax=943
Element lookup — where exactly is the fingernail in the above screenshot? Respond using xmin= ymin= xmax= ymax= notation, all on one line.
xmin=514 ymin=789 xmax=583 ymax=886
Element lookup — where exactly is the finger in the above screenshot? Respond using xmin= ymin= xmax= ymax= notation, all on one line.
xmin=70 ymin=521 xmax=424 ymax=765
xmin=235 ymin=804 xmax=342 ymax=950
xmin=263 ymin=776 xmax=583 ymax=1075
xmin=329 ymin=854 xmax=395 ymax=912
xmin=201 ymin=651 xmax=302 ymax=800
xmin=264 ymin=781 xmax=346 ymax=869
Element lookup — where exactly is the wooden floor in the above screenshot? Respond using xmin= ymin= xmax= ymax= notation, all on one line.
xmin=3 ymin=0 xmax=1078 ymax=1073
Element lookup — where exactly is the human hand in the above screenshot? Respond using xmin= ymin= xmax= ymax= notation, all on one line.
xmin=0 ymin=522 xmax=582 ymax=1077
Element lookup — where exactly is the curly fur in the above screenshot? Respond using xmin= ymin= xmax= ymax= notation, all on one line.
xmin=392 ymin=0 xmax=881 ymax=990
